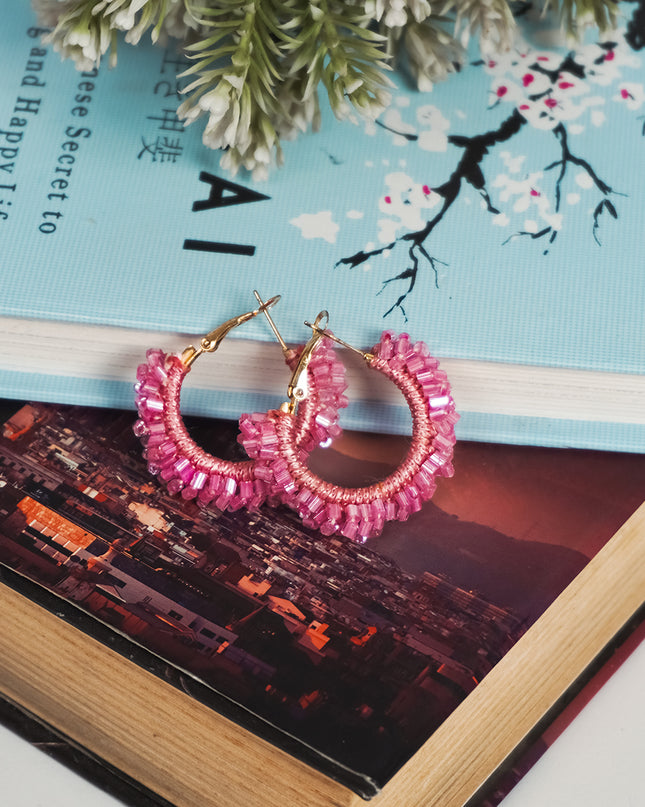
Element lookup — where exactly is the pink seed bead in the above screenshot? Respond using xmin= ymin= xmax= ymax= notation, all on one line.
xmin=150 ymin=362 xmax=168 ymax=384
xmin=147 ymin=421 xmax=167 ymax=437
xmin=214 ymin=491 xmax=232 ymax=511
xmin=146 ymin=431 xmax=167 ymax=449
xmin=377 ymin=339 xmax=394 ymax=360
xmin=422 ymin=454 xmax=445 ymax=473
xmin=139 ymin=380 xmax=161 ymax=396
xmin=242 ymin=438 xmax=259 ymax=457
xmin=190 ymin=471 xmax=207 ymax=491
xmin=404 ymin=352 xmax=425 ymax=373
xmin=384 ymin=500 xmax=397 ymax=521
xmin=340 ymin=518 xmax=359 ymax=540
xmin=395 ymin=334 xmax=410 ymax=355
xmin=297 ymin=488 xmax=315 ymax=508
xmin=248 ymin=480 xmax=267 ymax=509
xmin=413 ymin=340 xmax=431 ymax=357
xmin=227 ymin=494 xmax=246 ymax=512
xmin=258 ymin=435 xmax=279 ymax=459
xmin=145 ymin=348 xmax=164 ymax=367
xmin=346 ymin=503 xmax=360 ymax=521
xmin=197 ymin=487 xmax=215 ymax=506
xmin=312 ymin=506 xmax=331 ymax=527
xmin=273 ymin=459 xmax=292 ymax=488
xmin=167 ymin=477 xmax=184 ymax=495
xmin=159 ymin=464 xmax=177 ymax=482
xmin=428 ymin=395 xmax=452 ymax=413
xmin=173 ymin=458 xmax=194 ymax=484
xmin=238 ymin=480 xmax=254 ymax=503
xmin=314 ymin=410 xmax=335 ymax=432
xmin=359 ymin=502 xmax=372 ymax=522
xmin=143 ymin=396 xmax=164 ymax=414
xmin=433 ymin=433 xmax=455 ymax=452
xmin=319 ymin=519 xmax=339 ymax=536
xmin=327 ymin=502 xmax=342 ymax=524
xmin=414 ymin=468 xmax=437 ymax=497
xmin=132 ymin=419 xmax=147 ymax=438
xmin=308 ymin=494 xmax=325 ymax=515
xmin=253 ymin=464 xmax=274 ymax=483
xmin=158 ymin=440 xmax=176 ymax=459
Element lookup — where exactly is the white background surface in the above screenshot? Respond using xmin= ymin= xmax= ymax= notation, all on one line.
xmin=0 ymin=637 xmax=644 ymax=807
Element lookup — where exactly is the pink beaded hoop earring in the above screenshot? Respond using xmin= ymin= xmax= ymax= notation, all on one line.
xmin=240 ymin=323 xmax=458 ymax=541
xmin=133 ymin=295 xmax=348 ymax=512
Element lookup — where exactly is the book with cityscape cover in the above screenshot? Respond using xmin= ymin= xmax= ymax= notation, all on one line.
xmin=2 ymin=613 xmax=643 ymax=807
xmin=1 ymin=0 xmax=645 ymax=451
xmin=0 ymin=398 xmax=644 ymax=807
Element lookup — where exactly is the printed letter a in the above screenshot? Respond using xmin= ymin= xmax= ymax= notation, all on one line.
xmin=192 ymin=171 xmax=270 ymax=212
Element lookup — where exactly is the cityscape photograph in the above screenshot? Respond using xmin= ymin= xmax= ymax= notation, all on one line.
xmin=1 ymin=399 xmax=644 ymax=789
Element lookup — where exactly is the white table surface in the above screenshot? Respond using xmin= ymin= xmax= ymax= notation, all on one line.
xmin=1 ymin=638 xmax=644 ymax=807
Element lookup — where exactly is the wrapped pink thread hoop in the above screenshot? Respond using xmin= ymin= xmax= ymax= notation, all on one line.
xmin=134 ymin=294 xmax=348 ymax=512
xmin=240 ymin=326 xmax=459 ymax=541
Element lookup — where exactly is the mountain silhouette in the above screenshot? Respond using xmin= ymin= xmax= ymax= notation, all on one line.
xmin=309 ymin=445 xmax=588 ymax=623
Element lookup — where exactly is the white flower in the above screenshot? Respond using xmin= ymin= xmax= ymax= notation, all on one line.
xmin=377 ymin=171 xmax=441 ymax=242
xmin=367 ymin=0 xmax=432 ymax=26
xmin=613 ymin=82 xmax=645 ymax=110
xmin=492 ymin=172 xmax=563 ymax=232
xmin=573 ymin=37 xmax=641 ymax=87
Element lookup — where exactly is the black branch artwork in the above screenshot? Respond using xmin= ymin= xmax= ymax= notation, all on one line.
xmin=336 ymin=16 xmax=643 ymax=320
xmin=337 ymin=110 xmax=526 ymax=319
xmin=506 ymin=120 xmax=619 ymax=250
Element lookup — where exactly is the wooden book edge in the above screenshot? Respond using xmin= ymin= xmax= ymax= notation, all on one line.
xmin=1 ymin=502 xmax=643 ymax=807
xmin=0 ymin=580 xmax=365 ymax=807
xmin=376 ymin=502 xmax=645 ymax=807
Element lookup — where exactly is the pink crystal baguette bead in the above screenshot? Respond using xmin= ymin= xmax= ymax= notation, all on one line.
xmin=134 ymin=339 xmax=348 ymax=512
xmin=240 ymin=331 xmax=458 ymax=540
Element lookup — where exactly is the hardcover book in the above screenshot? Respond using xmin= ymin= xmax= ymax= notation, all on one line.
xmin=3 ymin=613 xmax=644 ymax=807
xmin=1 ymin=0 xmax=645 ymax=451
xmin=0 ymin=399 xmax=644 ymax=806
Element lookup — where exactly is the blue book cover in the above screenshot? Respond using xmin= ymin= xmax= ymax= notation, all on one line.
xmin=1 ymin=0 xmax=644 ymax=450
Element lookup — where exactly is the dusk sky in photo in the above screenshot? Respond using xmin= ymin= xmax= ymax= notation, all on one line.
xmin=324 ymin=431 xmax=645 ymax=559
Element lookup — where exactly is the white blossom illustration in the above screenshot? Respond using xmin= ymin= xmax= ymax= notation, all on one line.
xmin=337 ymin=7 xmax=644 ymax=319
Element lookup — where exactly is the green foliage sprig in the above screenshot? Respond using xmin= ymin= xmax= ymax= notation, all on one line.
xmin=33 ymin=0 xmax=621 ymax=177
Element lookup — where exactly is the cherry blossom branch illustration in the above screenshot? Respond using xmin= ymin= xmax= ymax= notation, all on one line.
xmin=505 ymin=121 xmax=618 ymax=250
xmin=336 ymin=109 xmax=526 ymax=319
xmin=336 ymin=25 xmax=642 ymax=319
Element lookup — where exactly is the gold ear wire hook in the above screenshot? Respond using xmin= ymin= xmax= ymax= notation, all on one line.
xmin=253 ymin=290 xmax=289 ymax=355
xmin=283 ymin=317 xmax=374 ymax=413
xmin=181 ymin=294 xmax=281 ymax=368
xmin=283 ymin=310 xmax=330 ymax=414
xmin=303 ymin=319 xmax=375 ymax=363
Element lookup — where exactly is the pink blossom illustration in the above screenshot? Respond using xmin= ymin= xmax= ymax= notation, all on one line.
xmin=338 ymin=3 xmax=644 ymax=320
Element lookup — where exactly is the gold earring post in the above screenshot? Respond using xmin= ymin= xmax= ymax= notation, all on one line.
xmin=181 ymin=293 xmax=281 ymax=367
xmin=303 ymin=319 xmax=374 ymax=363
xmin=283 ymin=310 xmax=331 ymax=413
xmin=253 ymin=290 xmax=289 ymax=355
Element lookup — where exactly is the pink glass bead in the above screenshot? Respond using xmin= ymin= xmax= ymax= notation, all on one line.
xmin=340 ymin=518 xmax=359 ymax=540
xmin=167 ymin=477 xmax=184 ymax=495
xmin=319 ymin=519 xmax=339 ymax=536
